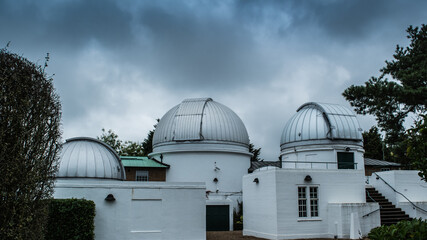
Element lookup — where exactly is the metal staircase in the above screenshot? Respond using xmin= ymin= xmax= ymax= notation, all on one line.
xmin=365 ymin=187 xmax=411 ymax=225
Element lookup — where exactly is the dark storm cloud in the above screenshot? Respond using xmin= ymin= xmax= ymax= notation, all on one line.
xmin=3 ymin=0 xmax=425 ymax=91
xmin=235 ymin=0 xmax=426 ymax=42
xmin=1 ymin=0 xmax=426 ymax=159
xmin=130 ymin=2 xmax=280 ymax=89
xmin=0 ymin=0 xmax=133 ymax=49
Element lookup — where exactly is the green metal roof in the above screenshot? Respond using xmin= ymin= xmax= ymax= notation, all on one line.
xmin=120 ymin=156 xmax=169 ymax=168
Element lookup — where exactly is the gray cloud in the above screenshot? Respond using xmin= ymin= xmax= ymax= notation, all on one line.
xmin=1 ymin=0 xmax=426 ymax=159
xmin=0 ymin=0 xmax=134 ymax=50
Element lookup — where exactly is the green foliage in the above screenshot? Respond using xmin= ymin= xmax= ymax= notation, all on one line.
xmin=45 ymin=199 xmax=95 ymax=240
xmin=405 ymin=115 xmax=427 ymax=181
xmin=140 ymin=119 xmax=159 ymax=156
xmin=249 ymin=143 xmax=263 ymax=162
xmin=368 ymin=218 xmax=427 ymax=240
xmin=0 ymin=49 xmax=62 ymax=239
xmin=233 ymin=201 xmax=243 ymax=230
xmin=98 ymin=128 xmax=123 ymax=154
xmin=98 ymin=119 xmax=159 ymax=156
xmin=122 ymin=141 xmax=145 ymax=156
xmin=363 ymin=126 xmax=387 ymax=160
xmin=343 ymin=24 xmax=426 ymax=170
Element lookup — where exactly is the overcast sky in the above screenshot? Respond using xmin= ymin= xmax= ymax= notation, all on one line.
xmin=1 ymin=0 xmax=426 ymax=160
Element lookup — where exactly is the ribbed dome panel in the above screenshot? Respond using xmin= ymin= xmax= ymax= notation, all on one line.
xmin=57 ymin=137 xmax=126 ymax=180
xmin=281 ymin=102 xmax=362 ymax=150
xmin=153 ymin=98 xmax=249 ymax=149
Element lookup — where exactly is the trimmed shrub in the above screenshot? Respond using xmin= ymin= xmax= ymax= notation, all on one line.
xmin=45 ymin=199 xmax=95 ymax=240
xmin=368 ymin=218 xmax=427 ymax=240
xmin=1 ymin=48 xmax=61 ymax=240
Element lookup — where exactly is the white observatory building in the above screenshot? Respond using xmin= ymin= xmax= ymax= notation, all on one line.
xmin=54 ymin=137 xmax=206 ymax=240
xmin=280 ymin=102 xmax=365 ymax=169
xmin=149 ymin=97 xmax=252 ymax=230
xmin=243 ymin=102 xmax=380 ymax=239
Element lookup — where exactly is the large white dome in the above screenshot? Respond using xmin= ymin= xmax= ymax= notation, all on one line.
xmin=57 ymin=137 xmax=126 ymax=180
xmin=152 ymin=98 xmax=250 ymax=155
xmin=280 ymin=102 xmax=363 ymax=150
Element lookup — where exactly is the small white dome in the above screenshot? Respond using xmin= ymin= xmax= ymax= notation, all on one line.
xmin=57 ymin=137 xmax=126 ymax=180
xmin=280 ymin=102 xmax=363 ymax=150
xmin=152 ymin=98 xmax=250 ymax=155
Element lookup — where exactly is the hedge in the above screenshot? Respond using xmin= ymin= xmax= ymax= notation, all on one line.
xmin=368 ymin=218 xmax=427 ymax=240
xmin=45 ymin=199 xmax=95 ymax=240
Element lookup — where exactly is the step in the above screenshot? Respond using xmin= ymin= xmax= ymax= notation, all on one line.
xmin=380 ymin=208 xmax=406 ymax=213
xmin=378 ymin=203 xmax=396 ymax=207
xmin=380 ymin=213 xmax=409 ymax=218
xmin=380 ymin=211 xmax=408 ymax=216
xmin=373 ymin=199 xmax=391 ymax=203
xmin=366 ymin=194 xmax=386 ymax=198
xmin=366 ymin=187 xmax=412 ymax=226
xmin=381 ymin=217 xmax=411 ymax=224
xmin=367 ymin=193 xmax=385 ymax=198
xmin=366 ymin=194 xmax=386 ymax=199
xmin=366 ymin=194 xmax=385 ymax=198
xmin=382 ymin=218 xmax=411 ymax=223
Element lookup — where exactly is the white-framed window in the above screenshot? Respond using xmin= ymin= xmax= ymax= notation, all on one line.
xmin=309 ymin=187 xmax=319 ymax=217
xmin=298 ymin=187 xmax=307 ymax=217
xmin=298 ymin=186 xmax=319 ymax=218
xmin=136 ymin=170 xmax=148 ymax=181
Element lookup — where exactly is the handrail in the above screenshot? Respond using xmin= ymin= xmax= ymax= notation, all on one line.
xmin=366 ymin=189 xmax=378 ymax=203
xmin=363 ymin=208 xmax=380 ymax=218
xmin=374 ymin=172 xmax=427 ymax=214
xmin=363 ymin=189 xmax=381 ymax=218
xmin=282 ymin=161 xmax=358 ymax=170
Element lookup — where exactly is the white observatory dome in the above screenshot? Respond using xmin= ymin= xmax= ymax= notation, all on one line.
xmin=280 ymin=102 xmax=363 ymax=151
xmin=57 ymin=137 xmax=126 ymax=180
xmin=152 ymin=98 xmax=250 ymax=155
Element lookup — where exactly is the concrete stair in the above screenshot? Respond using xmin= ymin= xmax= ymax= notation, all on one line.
xmin=365 ymin=187 xmax=411 ymax=226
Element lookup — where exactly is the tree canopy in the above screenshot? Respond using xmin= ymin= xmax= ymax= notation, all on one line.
xmin=362 ymin=126 xmax=386 ymax=161
xmin=405 ymin=115 xmax=427 ymax=181
xmin=249 ymin=143 xmax=263 ymax=162
xmin=0 ymin=48 xmax=62 ymax=239
xmin=98 ymin=120 xmax=158 ymax=156
xmin=343 ymin=24 xmax=426 ymax=144
xmin=343 ymin=24 xmax=426 ymax=179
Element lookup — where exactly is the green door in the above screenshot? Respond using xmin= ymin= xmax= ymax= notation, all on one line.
xmin=206 ymin=205 xmax=229 ymax=231
xmin=337 ymin=152 xmax=355 ymax=169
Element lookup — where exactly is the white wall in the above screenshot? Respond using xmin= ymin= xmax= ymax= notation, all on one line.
xmin=328 ymin=203 xmax=380 ymax=238
xmin=281 ymin=144 xmax=365 ymax=171
xmin=243 ymin=170 xmax=278 ymax=239
xmin=399 ymin=202 xmax=427 ymax=219
xmin=158 ymin=151 xmax=250 ymax=193
xmin=371 ymin=170 xmax=427 ymax=219
xmin=275 ymin=169 xmax=366 ymax=239
xmin=243 ymin=168 xmax=379 ymax=239
xmin=151 ymin=149 xmax=250 ymax=231
xmin=54 ymin=179 xmax=206 ymax=240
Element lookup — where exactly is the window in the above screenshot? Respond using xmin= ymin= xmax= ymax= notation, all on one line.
xmin=337 ymin=152 xmax=355 ymax=169
xmin=298 ymin=187 xmax=307 ymax=217
xmin=309 ymin=187 xmax=318 ymax=217
xmin=298 ymin=186 xmax=319 ymax=218
xmin=136 ymin=170 xmax=148 ymax=181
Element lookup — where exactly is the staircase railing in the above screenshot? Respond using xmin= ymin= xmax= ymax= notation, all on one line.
xmin=374 ymin=172 xmax=427 ymax=214
xmin=365 ymin=188 xmax=377 ymax=203
xmin=363 ymin=189 xmax=381 ymax=218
